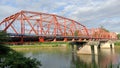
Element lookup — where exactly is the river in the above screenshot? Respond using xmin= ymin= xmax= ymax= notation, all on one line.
xmin=14 ymin=47 xmax=120 ymax=68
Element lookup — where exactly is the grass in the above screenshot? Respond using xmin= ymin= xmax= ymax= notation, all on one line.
xmin=114 ymin=41 xmax=120 ymax=46
xmin=36 ymin=41 xmax=69 ymax=45
xmin=9 ymin=42 xmax=70 ymax=48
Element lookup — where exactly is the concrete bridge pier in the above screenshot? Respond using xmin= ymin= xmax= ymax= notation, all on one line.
xmin=64 ymin=38 xmax=67 ymax=42
xmin=70 ymin=41 xmax=98 ymax=55
xmin=72 ymin=40 xmax=114 ymax=55
xmin=77 ymin=41 xmax=98 ymax=55
xmin=98 ymin=40 xmax=114 ymax=49
xmin=71 ymin=43 xmax=77 ymax=52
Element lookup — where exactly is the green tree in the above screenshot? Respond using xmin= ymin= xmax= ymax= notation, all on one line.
xmin=0 ymin=31 xmax=9 ymax=43
xmin=0 ymin=31 xmax=42 ymax=68
xmin=117 ymin=33 xmax=120 ymax=39
xmin=0 ymin=48 xmax=41 ymax=68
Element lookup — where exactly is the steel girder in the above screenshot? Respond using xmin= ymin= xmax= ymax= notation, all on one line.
xmin=0 ymin=10 xmax=117 ymax=40
xmin=0 ymin=10 xmax=89 ymax=37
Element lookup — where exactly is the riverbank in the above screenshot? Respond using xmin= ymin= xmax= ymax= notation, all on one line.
xmin=9 ymin=42 xmax=70 ymax=49
xmin=9 ymin=41 xmax=120 ymax=49
xmin=114 ymin=40 xmax=120 ymax=46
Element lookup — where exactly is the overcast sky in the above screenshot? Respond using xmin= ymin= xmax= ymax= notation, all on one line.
xmin=0 ymin=0 xmax=120 ymax=32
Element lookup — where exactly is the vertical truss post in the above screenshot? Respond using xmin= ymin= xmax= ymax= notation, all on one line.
xmin=22 ymin=13 xmax=38 ymax=35
xmin=39 ymin=15 xmax=43 ymax=35
xmin=37 ymin=20 xmax=39 ymax=35
xmin=21 ymin=12 xmax=24 ymax=35
xmin=53 ymin=15 xmax=57 ymax=36
xmin=64 ymin=19 xmax=66 ymax=36
xmin=20 ymin=12 xmax=25 ymax=44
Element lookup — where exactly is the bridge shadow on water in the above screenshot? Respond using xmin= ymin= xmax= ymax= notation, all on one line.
xmin=70 ymin=48 xmax=120 ymax=68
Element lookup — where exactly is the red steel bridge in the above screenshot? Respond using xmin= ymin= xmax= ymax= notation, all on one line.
xmin=0 ymin=10 xmax=117 ymax=44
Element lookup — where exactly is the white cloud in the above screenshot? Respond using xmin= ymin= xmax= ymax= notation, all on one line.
xmin=0 ymin=0 xmax=120 ymax=32
xmin=0 ymin=5 xmax=19 ymax=21
xmin=63 ymin=0 xmax=120 ymax=32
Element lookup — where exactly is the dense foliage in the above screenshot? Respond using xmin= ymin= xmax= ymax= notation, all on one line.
xmin=0 ymin=31 xmax=41 ymax=68
xmin=0 ymin=31 xmax=9 ymax=43
xmin=114 ymin=41 xmax=120 ymax=46
xmin=0 ymin=45 xmax=41 ymax=68
xmin=117 ymin=33 xmax=120 ymax=39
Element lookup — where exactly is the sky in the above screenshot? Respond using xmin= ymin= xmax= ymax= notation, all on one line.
xmin=0 ymin=0 xmax=120 ymax=32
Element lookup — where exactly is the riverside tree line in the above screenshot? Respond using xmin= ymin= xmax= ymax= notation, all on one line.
xmin=0 ymin=31 xmax=41 ymax=68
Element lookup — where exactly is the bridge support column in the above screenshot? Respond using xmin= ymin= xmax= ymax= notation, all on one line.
xmin=53 ymin=38 xmax=56 ymax=42
xmin=71 ymin=44 xmax=77 ymax=51
xmin=76 ymin=41 xmax=99 ymax=55
xmin=79 ymin=39 xmax=82 ymax=42
xmin=83 ymin=39 xmax=86 ymax=41
xmin=100 ymin=42 xmax=114 ymax=49
xmin=39 ymin=37 xmax=44 ymax=42
xmin=72 ymin=38 xmax=75 ymax=41
xmin=64 ymin=38 xmax=67 ymax=42
xmin=77 ymin=45 xmax=98 ymax=55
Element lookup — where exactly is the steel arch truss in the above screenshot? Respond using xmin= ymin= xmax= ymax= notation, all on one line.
xmin=0 ymin=10 xmax=89 ymax=37
xmin=88 ymin=28 xmax=117 ymax=39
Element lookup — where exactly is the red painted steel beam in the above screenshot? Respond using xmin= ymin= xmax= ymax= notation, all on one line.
xmin=3 ymin=13 xmax=20 ymax=31
xmin=0 ymin=10 xmax=117 ymax=41
xmin=22 ymin=13 xmax=38 ymax=35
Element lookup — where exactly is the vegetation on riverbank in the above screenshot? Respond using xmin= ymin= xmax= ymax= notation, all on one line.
xmin=10 ymin=42 xmax=70 ymax=48
xmin=0 ymin=31 xmax=41 ymax=68
xmin=36 ymin=42 xmax=69 ymax=46
xmin=114 ymin=41 xmax=120 ymax=46
xmin=0 ymin=45 xmax=41 ymax=68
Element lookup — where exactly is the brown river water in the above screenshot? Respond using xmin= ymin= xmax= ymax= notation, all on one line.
xmin=14 ymin=46 xmax=120 ymax=68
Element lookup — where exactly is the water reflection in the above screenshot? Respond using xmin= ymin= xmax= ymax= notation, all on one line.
xmin=14 ymin=47 xmax=120 ymax=68
xmin=71 ymin=51 xmax=98 ymax=68
xmin=72 ymin=48 xmax=120 ymax=68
